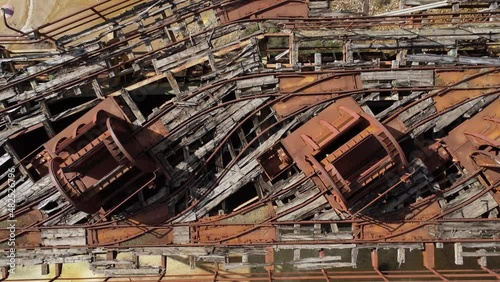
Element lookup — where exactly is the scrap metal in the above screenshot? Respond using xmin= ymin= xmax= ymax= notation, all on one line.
xmin=0 ymin=0 xmax=499 ymax=280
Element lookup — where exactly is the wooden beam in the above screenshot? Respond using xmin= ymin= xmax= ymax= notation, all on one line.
xmin=120 ymin=89 xmax=146 ymax=124
xmin=3 ymin=141 xmax=29 ymax=177
xmin=407 ymin=54 xmax=500 ymax=66
xmin=42 ymin=119 xmax=56 ymax=138
xmin=362 ymin=0 xmax=370 ymax=15
xmin=92 ymin=78 xmax=104 ymax=98
xmin=290 ymin=33 xmax=298 ymax=65
xmin=207 ymin=52 xmax=217 ymax=72
xmin=343 ymin=41 xmax=353 ymax=63
xmin=166 ymin=71 xmax=181 ymax=99
xmin=314 ymin=53 xmax=322 ymax=71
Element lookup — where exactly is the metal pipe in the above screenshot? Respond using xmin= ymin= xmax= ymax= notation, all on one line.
xmin=1 ymin=8 xmax=29 ymax=37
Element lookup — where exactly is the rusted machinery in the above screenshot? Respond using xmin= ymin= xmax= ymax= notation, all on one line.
xmin=261 ymin=96 xmax=408 ymax=215
xmin=0 ymin=0 xmax=499 ymax=281
xmin=19 ymin=97 xmax=168 ymax=213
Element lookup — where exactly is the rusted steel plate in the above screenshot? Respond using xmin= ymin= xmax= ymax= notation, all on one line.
xmin=274 ymin=74 xmax=362 ymax=118
xmin=93 ymin=226 xmax=173 ymax=246
xmin=356 ymin=201 xmax=441 ymax=241
xmin=10 ymin=232 xmax=42 ymax=247
xmin=433 ymin=69 xmax=500 ymax=112
xmin=128 ymin=204 xmax=171 ymax=226
xmin=195 ymin=225 xmax=276 ymax=244
xmin=0 ymin=209 xmax=44 ymax=247
xmin=136 ymin=120 xmax=169 ymax=150
xmin=443 ymin=99 xmax=500 ymax=186
xmin=216 ymin=0 xmax=308 ymax=24
xmin=279 ymin=97 xmax=406 ymax=213
xmin=280 ymin=97 xmax=363 ymax=176
xmin=278 ymin=73 xmax=361 ymax=93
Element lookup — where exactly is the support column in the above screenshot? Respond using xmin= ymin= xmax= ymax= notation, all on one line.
xmin=293 ymin=224 xmax=300 ymax=261
xmin=54 ymin=263 xmax=63 ymax=279
xmin=362 ymin=0 xmax=370 ymax=15
xmin=161 ymin=255 xmax=168 ymax=272
xmin=314 ymin=53 xmax=322 ymax=71
xmin=41 ymin=264 xmax=50 ymax=275
xmin=343 ymin=40 xmax=353 ymax=63
xmin=423 ymin=243 xmax=447 ymax=281
xmin=371 ymin=249 xmax=389 ymax=282
xmin=452 ymin=3 xmax=460 ymax=23
xmin=265 ymin=247 xmax=274 ymax=272
xmin=289 ymin=33 xmax=299 ymax=66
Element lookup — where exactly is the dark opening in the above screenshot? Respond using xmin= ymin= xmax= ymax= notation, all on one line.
xmin=9 ymin=127 xmax=49 ymax=159
xmin=224 ymin=182 xmax=258 ymax=212
xmin=129 ymin=89 xmax=172 ymax=118
xmin=47 ymin=97 xmax=95 ymax=116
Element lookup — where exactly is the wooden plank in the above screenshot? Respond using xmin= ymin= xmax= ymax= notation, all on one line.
xmin=120 ymin=89 xmax=146 ymax=124
xmin=50 ymin=99 xmax=100 ymax=122
xmin=171 ymin=99 xmax=268 ymax=189
xmin=92 ymin=260 xmax=135 ymax=266
xmin=92 ymin=79 xmax=104 ymax=98
xmin=280 ymin=232 xmax=353 ymax=240
xmin=109 ymin=73 xmax=168 ymax=97
xmin=10 ymin=62 xmax=106 ymax=102
xmin=165 ymin=71 xmax=181 ymax=98
xmin=290 ymin=33 xmax=298 ymax=65
xmin=300 ymin=27 xmax=500 ymax=41
xmin=445 ymin=188 xmax=498 ymax=219
xmin=42 ymin=119 xmax=56 ymax=138
xmin=172 ymin=226 xmax=190 ymax=244
xmin=277 ymin=244 xmax=357 ymax=250
xmin=277 ymin=191 xmax=328 ymax=221
xmin=295 ymin=261 xmax=354 ymax=270
xmin=443 ymin=221 xmax=500 ymax=232
xmin=407 ymin=54 xmax=500 ymax=66
xmin=207 ymin=52 xmax=217 ymax=72
xmin=0 ymin=114 xmax=46 ymax=141
xmin=236 ymin=76 xmax=278 ymax=89
xmin=361 ymin=70 xmax=434 ymax=82
xmin=0 ymin=88 xmax=17 ymax=101
xmin=309 ymin=1 xmax=329 ymax=9
xmin=101 ymin=268 xmax=161 ymax=276
xmin=154 ymin=42 xmax=209 ymax=70
xmin=174 ymin=120 xmax=297 ymax=222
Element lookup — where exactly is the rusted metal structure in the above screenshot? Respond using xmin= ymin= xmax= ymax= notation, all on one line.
xmin=0 ymin=0 xmax=499 ymax=281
